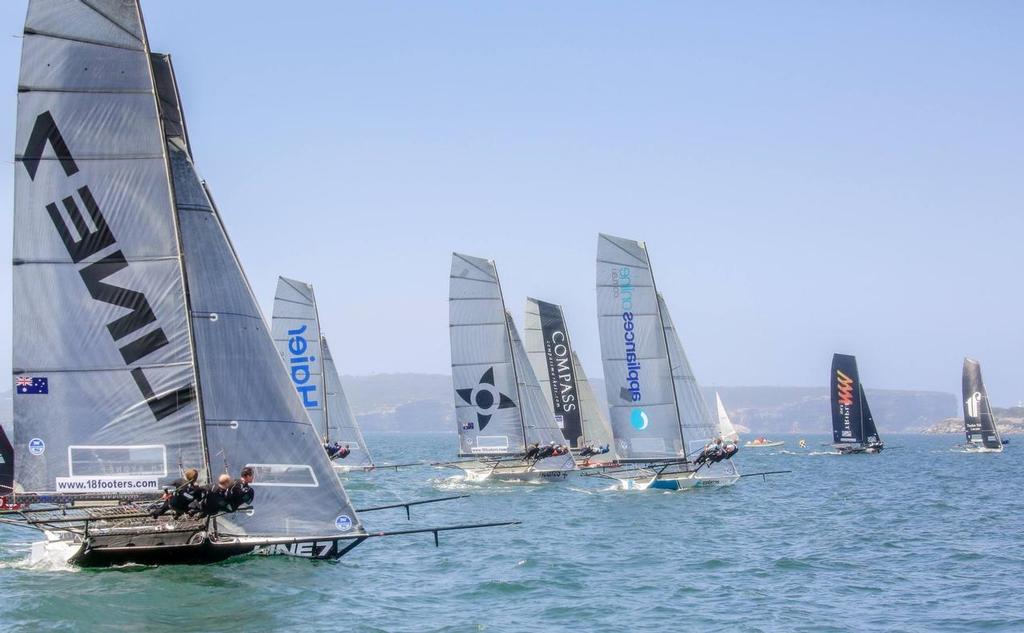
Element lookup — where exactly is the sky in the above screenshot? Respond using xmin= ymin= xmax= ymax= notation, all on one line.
xmin=0 ymin=1 xmax=1022 ymax=404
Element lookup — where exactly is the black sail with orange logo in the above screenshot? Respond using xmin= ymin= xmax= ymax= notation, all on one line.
xmin=830 ymin=354 xmax=864 ymax=445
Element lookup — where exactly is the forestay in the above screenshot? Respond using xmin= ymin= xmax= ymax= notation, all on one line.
xmin=962 ymin=358 xmax=1002 ymax=450
xmin=13 ymin=1 xmax=204 ymax=493
xmin=271 ymin=277 xmax=327 ymax=439
xmin=322 ymin=337 xmax=374 ymax=468
xmin=595 ymin=234 xmax=685 ymax=460
xmin=449 ymin=254 xmax=526 ymax=456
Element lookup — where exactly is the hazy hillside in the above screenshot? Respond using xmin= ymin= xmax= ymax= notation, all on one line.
xmin=1 ymin=377 xmax=960 ymax=436
xmin=924 ymin=406 xmax=1024 ymax=435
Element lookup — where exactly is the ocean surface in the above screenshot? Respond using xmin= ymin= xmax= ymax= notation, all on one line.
xmin=1 ymin=433 xmax=1021 ymax=633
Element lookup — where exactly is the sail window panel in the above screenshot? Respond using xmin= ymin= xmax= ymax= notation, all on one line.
xmin=458 ymin=408 xmax=523 ymax=455
xmin=13 ymin=366 xmax=202 ymax=492
xmin=26 ymin=0 xmax=144 ymax=50
xmin=246 ymin=464 xmax=318 ymax=488
xmin=17 ymin=93 xmax=163 ymax=160
xmin=68 ymin=444 xmax=166 ymax=478
xmin=13 ymin=260 xmax=192 ymax=369
xmin=609 ymin=402 xmax=685 ymax=459
xmin=20 ymin=36 xmax=151 ymax=92
xmin=628 ymin=437 xmax=668 ymax=456
xmin=472 ymin=436 xmax=510 ymax=453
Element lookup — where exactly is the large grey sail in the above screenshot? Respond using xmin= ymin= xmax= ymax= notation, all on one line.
xmin=13 ymin=1 xmax=203 ymax=493
xmin=270 ymin=277 xmax=327 ymax=439
xmin=595 ymin=234 xmax=683 ymax=460
xmin=449 ymin=254 xmax=526 ymax=456
xmin=658 ymin=294 xmax=717 ymax=456
xmin=161 ymin=63 xmax=360 ymax=538
xmin=322 ymin=337 xmax=374 ymax=468
xmin=962 ymin=358 xmax=1002 ymax=450
xmin=507 ymin=312 xmax=571 ymax=448
xmin=524 ymin=298 xmax=583 ymax=447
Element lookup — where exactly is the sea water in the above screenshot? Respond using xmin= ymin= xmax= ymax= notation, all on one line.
xmin=1 ymin=433 xmax=1021 ymax=632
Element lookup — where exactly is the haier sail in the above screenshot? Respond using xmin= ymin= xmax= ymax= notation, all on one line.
xmin=592 ymin=234 xmax=738 ymax=490
xmin=962 ymin=358 xmax=1003 ymax=452
xmin=524 ymin=298 xmax=616 ymax=463
xmin=271 ymin=277 xmax=374 ymax=469
xmin=8 ymin=0 xmax=511 ymax=565
xmin=830 ymin=354 xmax=884 ymax=454
xmin=448 ymin=254 xmax=574 ymax=481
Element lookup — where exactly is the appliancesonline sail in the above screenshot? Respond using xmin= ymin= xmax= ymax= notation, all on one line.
xmin=593 ymin=234 xmax=738 ymax=490
xmin=270 ymin=277 xmax=373 ymax=468
xmin=830 ymin=353 xmax=883 ymax=454
xmin=12 ymin=0 xmax=359 ymax=562
xmin=524 ymin=298 xmax=616 ymax=460
xmin=962 ymin=358 xmax=1003 ymax=452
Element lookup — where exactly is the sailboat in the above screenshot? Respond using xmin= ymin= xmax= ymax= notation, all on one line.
xmin=591 ymin=234 xmax=739 ymax=490
xmin=0 ymin=426 xmax=12 ymax=498
xmin=5 ymin=0 xmax=513 ymax=566
xmin=447 ymin=254 xmax=576 ymax=482
xmin=271 ymin=277 xmax=374 ymax=471
xmin=962 ymin=358 xmax=1004 ymax=453
xmin=524 ymin=298 xmax=617 ymax=466
xmin=715 ymin=393 xmax=741 ymax=444
xmin=829 ymin=354 xmax=884 ymax=454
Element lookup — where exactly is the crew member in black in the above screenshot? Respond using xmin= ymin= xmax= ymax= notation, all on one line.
xmin=721 ymin=441 xmax=739 ymax=460
xmin=197 ymin=473 xmax=234 ymax=517
xmin=226 ymin=466 xmax=255 ymax=511
xmin=325 ymin=442 xmax=352 ymax=460
xmin=150 ymin=468 xmax=205 ymax=518
xmin=524 ymin=443 xmax=541 ymax=460
xmin=535 ymin=442 xmax=556 ymax=460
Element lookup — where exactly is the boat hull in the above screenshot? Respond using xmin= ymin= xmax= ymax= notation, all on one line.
xmin=620 ymin=471 xmax=740 ymax=491
xmin=964 ymin=444 xmax=1003 ymax=453
xmin=744 ymin=441 xmax=785 ymax=448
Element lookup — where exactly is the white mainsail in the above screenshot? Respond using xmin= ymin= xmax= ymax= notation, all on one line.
xmin=270 ymin=277 xmax=327 ymax=439
xmin=13 ymin=0 xmax=361 ymax=538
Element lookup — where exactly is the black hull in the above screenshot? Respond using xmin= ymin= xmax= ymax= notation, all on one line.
xmin=70 ymin=539 xmax=257 ymax=567
xmin=835 ymin=445 xmax=883 ymax=455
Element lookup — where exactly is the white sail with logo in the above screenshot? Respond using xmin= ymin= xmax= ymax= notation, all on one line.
xmin=449 ymin=254 xmax=527 ymax=456
xmin=715 ymin=393 xmax=740 ymax=443
xmin=270 ymin=277 xmax=327 ymax=439
xmin=595 ymin=234 xmax=684 ymax=460
xmin=12 ymin=0 xmax=361 ymax=539
xmin=507 ymin=312 xmax=574 ymax=450
xmin=322 ymin=337 xmax=374 ymax=468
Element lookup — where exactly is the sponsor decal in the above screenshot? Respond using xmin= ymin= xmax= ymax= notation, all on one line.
xmin=630 ymin=408 xmax=649 ymax=431
xmin=456 ymin=367 xmax=516 ymax=431
xmin=54 ymin=476 xmax=160 ymax=493
xmin=537 ymin=301 xmax=581 ymax=441
xmin=20 ymin=111 xmax=195 ymax=421
xmin=616 ymin=267 xmax=642 ymax=402
xmin=835 ymin=369 xmax=855 ymax=439
xmin=334 ymin=515 xmax=353 ymax=532
xmin=965 ymin=392 xmax=981 ymax=419
xmin=254 ymin=540 xmax=343 ymax=559
xmin=28 ymin=438 xmax=45 ymax=456
xmin=16 ymin=376 xmax=48 ymax=394
xmin=286 ymin=324 xmax=319 ymax=408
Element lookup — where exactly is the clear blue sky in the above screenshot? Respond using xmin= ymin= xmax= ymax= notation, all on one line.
xmin=1 ymin=2 xmax=1022 ymax=404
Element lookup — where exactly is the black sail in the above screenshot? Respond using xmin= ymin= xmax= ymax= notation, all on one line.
xmin=861 ymin=390 xmax=881 ymax=444
xmin=831 ymin=353 xmax=865 ymax=445
xmin=962 ymin=358 xmax=1002 ymax=449
xmin=531 ymin=299 xmax=583 ymax=447
xmin=0 ymin=426 xmax=13 ymax=494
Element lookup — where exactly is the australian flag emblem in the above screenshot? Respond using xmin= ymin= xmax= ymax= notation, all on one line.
xmin=16 ymin=376 xmax=48 ymax=395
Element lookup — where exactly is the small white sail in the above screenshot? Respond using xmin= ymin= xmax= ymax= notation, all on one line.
xmin=715 ymin=393 xmax=740 ymax=443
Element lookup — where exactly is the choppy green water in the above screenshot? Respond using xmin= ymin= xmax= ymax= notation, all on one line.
xmin=1 ymin=433 xmax=1021 ymax=632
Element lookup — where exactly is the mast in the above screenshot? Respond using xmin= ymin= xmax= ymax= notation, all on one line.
xmin=493 ymin=263 xmax=529 ymax=453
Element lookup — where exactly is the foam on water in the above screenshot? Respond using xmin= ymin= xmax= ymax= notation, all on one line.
xmin=1 ymin=433 xmax=1021 ymax=632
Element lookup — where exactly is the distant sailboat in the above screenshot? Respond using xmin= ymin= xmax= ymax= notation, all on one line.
xmin=524 ymin=298 xmax=617 ymax=465
xmin=715 ymin=393 xmax=740 ymax=443
xmin=829 ymin=354 xmax=884 ymax=454
xmin=448 ymin=254 xmax=576 ymax=482
xmin=962 ymin=358 xmax=1003 ymax=453
xmin=591 ymin=234 xmax=739 ymax=490
xmin=271 ymin=277 xmax=374 ymax=470
xmin=7 ymin=0 xmax=512 ymax=565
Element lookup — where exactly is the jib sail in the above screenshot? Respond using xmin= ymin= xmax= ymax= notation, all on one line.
xmin=715 ymin=393 xmax=740 ymax=443
xmin=962 ymin=358 xmax=1002 ymax=450
xmin=507 ymin=312 xmax=573 ymax=449
xmin=322 ymin=337 xmax=374 ymax=468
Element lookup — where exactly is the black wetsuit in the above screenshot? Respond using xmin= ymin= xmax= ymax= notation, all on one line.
xmin=198 ymin=484 xmax=233 ymax=517
xmin=524 ymin=444 xmax=541 ymax=460
xmin=579 ymin=446 xmax=596 ymax=458
xmin=535 ymin=446 xmax=555 ymax=460
xmin=226 ymin=480 xmax=255 ymax=512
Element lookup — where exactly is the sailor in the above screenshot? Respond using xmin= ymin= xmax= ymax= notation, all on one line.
xmin=325 ymin=442 xmax=352 ymax=460
xmin=150 ymin=468 xmax=204 ymax=518
xmin=524 ymin=442 xmax=541 ymax=460
xmin=695 ymin=438 xmax=724 ymax=467
xmin=535 ymin=442 xmax=556 ymax=460
xmin=197 ymin=473 xmax=234 ymax=517
xmin=578 ymin=444 xmax=597 ymax=458
xmin=226 ymin=466 xmax=255 ymax=511
xmin=721 ymin=441 xmax=739 ymax=460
